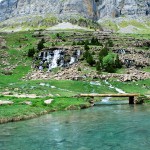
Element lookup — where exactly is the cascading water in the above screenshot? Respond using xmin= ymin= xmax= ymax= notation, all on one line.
xmin=48 ymin=50 xmax=61 ymax=71
xmin=101 ymin=80 xmax=126 ymax=103
xmin=69 ymin=57 xmax=76 ymax=65
xmin=37 ymin=49 xmax=81 ymax=71
xmin=104 ymin=80 xmax=125 ymax=94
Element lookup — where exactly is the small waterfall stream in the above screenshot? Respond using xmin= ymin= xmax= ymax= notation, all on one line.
xmin=101 ymin=80 xmax=126 ymax=103
xmin=48 ymin=50 xmax=61 ymax=70
xmin=37 ymin=49 xmax=81 ymax=71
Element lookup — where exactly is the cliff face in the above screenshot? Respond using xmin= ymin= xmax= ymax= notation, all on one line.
xmin=97 ymin=0 xmax=150 ymax=18
xmin=0 ymin=0 xmax=96 ymax=21
xmin=0 ymin=0 xmax=149 ymax=22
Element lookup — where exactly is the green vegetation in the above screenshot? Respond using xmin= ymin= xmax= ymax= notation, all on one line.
xmin=0 ymin=29 xmax=150 ymax=124
xmin=110 ymin=79 xmax=150 ymax=95
xmin=0 ymin=96 xmax=90 ymax=123
xmin=103 ymin=53 xmax=121 ymax=73
xmin=100 ymin=19 xmax=150 ymax=34
xmin=28 ymin=48 xmax=35 ymax=57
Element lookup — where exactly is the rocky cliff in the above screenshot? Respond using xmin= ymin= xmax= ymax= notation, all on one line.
xmin=0 ymin=0 xmax=97 ymax=21
xmin=0 ymin=0 xmax=150 ymax=22
xmin=97 ymin=0 xmax=150 ymax=19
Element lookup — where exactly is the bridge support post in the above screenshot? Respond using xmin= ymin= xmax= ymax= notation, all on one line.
xmin=129 ymin=96 xmax=134 ymax=104
xmin=89 ymin=96 xmax=94 ymax=106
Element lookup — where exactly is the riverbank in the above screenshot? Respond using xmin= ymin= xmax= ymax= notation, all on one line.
xmin=0 ymin=96 xmax=91 ymax=124
xmin=1 ymin=94 xmax=150 ymax=124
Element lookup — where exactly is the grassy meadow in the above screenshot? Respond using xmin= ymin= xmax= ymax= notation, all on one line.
xmin=0 ymin=30 xmax=150 ymax=123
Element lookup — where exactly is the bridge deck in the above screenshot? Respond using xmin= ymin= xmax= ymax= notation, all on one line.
xmin=79 ymin=93 xmax=139 ymax=97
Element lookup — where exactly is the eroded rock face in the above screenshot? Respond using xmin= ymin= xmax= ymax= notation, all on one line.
xmin=0 ymin=0 xmax=149 ymax=22
xmin=97 ymin=0 xmax=150 ymax=18
xmin=0 ymin=0 xmax=96 ymax=21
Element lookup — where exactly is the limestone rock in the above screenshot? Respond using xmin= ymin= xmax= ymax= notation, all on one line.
xmin=44 ymin=99 xmax=53 ymax=105
xmin=0 ymin=100 xmax=13 ymax=105
xmin=0 ymin=0 xmax=149 ymax=22
xmin=21 ymin=101 xmax=32 ymax=105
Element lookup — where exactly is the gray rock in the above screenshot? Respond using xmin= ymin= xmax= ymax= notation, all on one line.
xmin=0 ymin=100 xmax=13 ymax=105
xmin=0 ymin=0 xmax=149 ymax=22
xmin=44 ymin=99 xmax=53 ymax=105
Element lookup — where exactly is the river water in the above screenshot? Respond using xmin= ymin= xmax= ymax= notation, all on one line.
xmin=1 ymin=102 xmax=150 ymax=150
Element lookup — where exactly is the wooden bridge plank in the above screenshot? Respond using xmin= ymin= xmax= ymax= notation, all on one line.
xmin=79 ymin=94 xmax=139 ymax=97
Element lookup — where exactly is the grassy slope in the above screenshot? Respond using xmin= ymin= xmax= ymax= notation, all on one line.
xmin=0 ymin=30 xmax=150 ymax=123
xmin=100 ymin=18 xmax=150 ymax=34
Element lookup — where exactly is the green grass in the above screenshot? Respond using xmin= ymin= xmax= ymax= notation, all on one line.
xmin=0 ymin=29 xmax=150 ymax=123
xmin=142 ymin=67 xmax=150 ymax=73
xmin=110 ymin=79 xmax=150 ymax=95
xmin=0 ymin=96 xmax=89 ymax=123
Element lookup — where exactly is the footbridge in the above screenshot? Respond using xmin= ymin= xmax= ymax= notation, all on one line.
xmin=78 ymin=93 xmax=140 ymax=104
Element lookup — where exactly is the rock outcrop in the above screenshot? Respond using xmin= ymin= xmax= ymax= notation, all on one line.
xmin=97 ymin=0 xmax=150 ymax=19
xmin=0 ymin=0 xmax=149 ymax=22
xmin=0 ymin=0 xmax=96 ymax=21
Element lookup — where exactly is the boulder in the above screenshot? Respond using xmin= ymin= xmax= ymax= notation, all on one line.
xmin=44 ymin=99 xmax=53 ymax=105
xmin=0 ymin=100 xmax=13 ymax=105
xmin=21 ymin=101 xmax=32 ymax=105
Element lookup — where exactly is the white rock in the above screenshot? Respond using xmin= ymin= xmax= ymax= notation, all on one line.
xmin=0 ymin=100 xmax=13 ymax=105
xmin=44 ymin=99 xmax=53 ymax=105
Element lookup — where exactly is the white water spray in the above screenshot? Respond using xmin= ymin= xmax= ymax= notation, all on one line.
xmin=48 ymin=50 xmax=60 ymax=70
xmin=102 ymin=80 xmax=126 ymax=103
xmin=69 ymin=57 xmax=76 ymax=65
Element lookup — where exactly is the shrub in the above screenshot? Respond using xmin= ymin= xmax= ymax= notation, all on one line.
xmin=91 ymin=37 xmax=102 ymax=46
xmin=72 ymin=41 xmax=76 ymax=46
xmin=107 ymin=39 xmax=114 ymax=47
xmin=96 ymin=61 xmax=102 ymax=72
xmin=28 ymin=48 xmax=35 ymax=57
xmin=83 ymin=49 xmax=95 ymax=66
xmin=78 ymin=67 xmax=81 ymax=71
xmin=56 ymin=33 xmax=60 ymax=38
xmin=84 ymin=44 xmax=90 ymax=50
xmin=103 ymin=53 xmax=121 ymax=73
xmin=86 ymin=53 xmax=95 ymax=66
xmin=52 ymin=42 xmax=55 ymax=46
xmin=37 ymin=38 xmax=45 ymax=51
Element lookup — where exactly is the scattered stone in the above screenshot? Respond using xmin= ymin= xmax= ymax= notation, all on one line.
xmin=65 ymin=105 xmax=78 ymax=110
xmin=0 ymin=100 xmax=13 ymax=105
xmin=21 ymin=101 xmax=32 ymax=105
xmin=44 ymin=99 xmax=53 ymax=105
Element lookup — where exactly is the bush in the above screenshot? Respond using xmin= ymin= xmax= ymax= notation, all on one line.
xmin=99 ymin=47 xmax=108 ymax=58
xmin=37 ymin=38 xmax=45 ymax=51
xmin=28 ymin=48 xmax=35 ymax=57
xmin=96 ymin=61 xmax=102 ymax=72
xmin=56 ymin=33 xmax=60 ymax=38
xmin=78 ymin=67 xmax=81 ymax=71
xmin=86 ymin=53 xmax=95 ymax=66
xmin=103 ymin=53 xmax=121 ymax=73
xmin=91 ymin=37 xmax=102 ymax=46
xmin=72 ymin=41 xmax=76 ymax=46
xmin=83 ymin=49 xmax=95 ymax=66
xmin=52 ymin=42 xmax=55 ymax=46
xmin=107 ymin=39 xmax=114 ymax=47
xmin=84 ymin=44 xmax=90 ymax=50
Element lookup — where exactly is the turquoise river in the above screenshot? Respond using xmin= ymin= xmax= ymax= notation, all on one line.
xmin=1 ymin=101 xmax=150 ymax=150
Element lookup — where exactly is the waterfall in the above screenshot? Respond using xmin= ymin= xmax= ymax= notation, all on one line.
xmin=118 ymin=49 xmax=126 ymax=54
xmin=48 ymin=50 xmax=61 ymax=71
xmin=77 ymin=49 xmax=81 ymax=56
xmin=101 ymin=97 xmax=111 ymax=103
xmin=69 ymin=57 xmax=76 ymax=65
xmin=38 ymin=49 xmax=81 ymax=71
